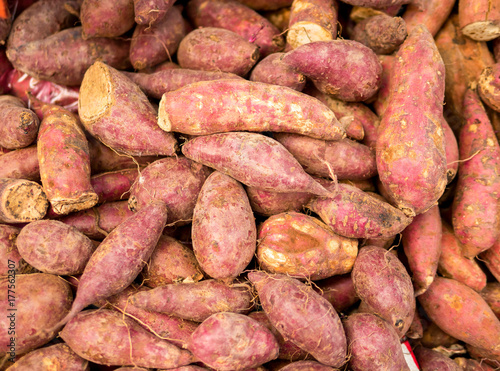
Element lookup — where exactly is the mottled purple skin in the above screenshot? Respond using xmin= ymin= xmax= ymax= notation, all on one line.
xmin=188 ymin=312 xmax=279 ymax=370
xmin=248 ymin=271 xmax=347 ymax=367
xmin=61 ymin=309 xmax=194 ymax=368
xmin=186 ymin=0 xmax=284 ymax=57
xmin=90 ymin=168 xmax=139 ymax=204
xmin=7 ymin=0 xmax=81 ymax=50
xmin=452 ymin=89 xmax=500 ymax=257
xmin=407 ymin=310 xmax=423 ymax=339
xmin=79 ymin=62 xmax=178 ymax=157
xmin=142 ymin=235 xmax=203 ymax=288
xmin=81 ymin=0 xmax=135 ymax=39
xmin=352 ymin=14 xmax=407 ymax=55
xmin=250 ymin=52 xmax=306 ymax=91
xmin=123 ymin=69 xmax=242 ymax=99
xmin=479 ymin=63 xmax=500 ymax=112
xmin=16 ymin=220 xmax=95 ymax=275
xmin=0 ymin=273 xmax=72 ymax=355
xmin=0 ymin=225 xmax=31 ymax=275
xmin=58 ymin=201 xmax=168 ymax=326
xmin=182 ymin=132 xmax=333 ymax=197
xmin=129 ymin=157 xmax=211 ymax=226
xmin=178 ymin=28 xmax=259 ymax=76
xmin=443 ymin=117 xmax=459 ymax=183
xmin=131 ymin=279 xmax=253 ymax=322
xmin=274 ymin=133 xmax=377 ymax=180
xmin=245 ymin=186 xmax=314 ymax=216
xmin=314 ymin=274 xmax=359 ymax=312
xmin=7 ymin=27 xmax=131 ymax=86
xmin=158 ymin=79 xmax=345 ymax=141
xmin=0 ymin=95 xmax=39 ymax=149
xmin=352 ymin=246 xmax=415 ymax=337
xmin=192 ymin=172 xmax=256 ymax=280
xmin=280 ymin=361 xmax=335 ymax=371
xmin=401 ymin=205 xmax=442 ymax=296
xmin=6 ymin=343 xmax=90 ymax=370
xmin=248 ymin=311 xmax=309 ymax=361
xmin=343 ymin=313 xmax=409 ymax=371
xmin=134 ymin=0 xmax=176 ymax=25
xmin=481 ymin=283 xmax=500 ymax=320
xmin=307 ymin=183 xmax=412 ymax=239
xmin=376 ymin=25 xmax=447 ymax=217
xmin=58 ymin=200 xmax=134 ymax=240
xmin=414 ymin=346 xmax=461 ymax=371
xmin=282 ymin=40 xmax=382 ymax=102
xmin=130 ymin=6 xmax=186 ymax=70
xmin=0 ymin=145 xmax=39 ymax=180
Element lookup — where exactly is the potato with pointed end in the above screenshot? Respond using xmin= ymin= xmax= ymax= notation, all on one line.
xmin=249 ymin=53 xmax=306 ymax=91
xmin=0 ymin=178 xmax=48 ymax=223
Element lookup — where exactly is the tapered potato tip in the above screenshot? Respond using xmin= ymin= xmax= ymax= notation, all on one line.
xmin=78 ymin=61 xmax=112 ymax=122
xmin=0 ymin=179 xmax=48 ymax=223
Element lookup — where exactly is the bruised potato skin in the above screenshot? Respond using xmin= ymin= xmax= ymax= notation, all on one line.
xmin=478 ymin=63 xmax=500 ymax=112
xmin=257 ymin=212 xmax=358 ymax=280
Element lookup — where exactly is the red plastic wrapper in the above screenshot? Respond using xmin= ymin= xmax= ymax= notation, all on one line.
xmin=0 ymin=48 xmax=13 ymax=94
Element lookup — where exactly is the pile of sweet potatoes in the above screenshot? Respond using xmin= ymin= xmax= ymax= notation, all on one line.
xmin=1 ymin=0 xmax=500 ymax=369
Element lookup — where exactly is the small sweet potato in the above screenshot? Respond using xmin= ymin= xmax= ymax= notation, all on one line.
xmin=256 ymin=212 xmax=358 ymax=280
xmin=352 ymin=246 xmax=415 ymax=337
xmin=60 ymin=309 xmax=194 ymax=368
xmin=134 ymin=0 xmax=175 ymax=25
xmin=245 ymin=186 xmax=314 ymax=216
xmin=414 ymin=346 xmax=461 ymax=371
xmin=478 ymin=63 xmax=500 ymax=112
xmin=0 ymin=178 xmax=48 ymax=223
xmin=314 ymin=274 xmax=359 ymax=312
xmin=6 ymin=343 xmax=89 ymax=370
xmin=248 ymin=271 xmax=347 ymax=367
xmin=0 ymin=225 xmax=31 ymax=275
xmin=249 ymin=53 xmax=306 ymax=91
xmin=188 ymin=312 xmax=279 ymax=370
xmin=81 ymin=0 xmax=135 ymax=39
xmin=403 ymin=0 xmax=455 ymax=36
xmin=0 ymin=95 xmax=39 ymax=149
xmin=480 ymin=283 xmax=500 ymax=320
xmin=352 ymin=14 xmax=407 ymax=54
xmin=0 ymin=145 xmax=39 ymax=180
xmin=90 ymin=168 xmax=139 ymax=204
xmin=192 ymin=171 xmax=256 ymax=281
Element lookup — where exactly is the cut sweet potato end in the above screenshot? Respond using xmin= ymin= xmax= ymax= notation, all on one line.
xmin=287 ymin=22 xmax=334 ymax=49
xmin=157 ymin=95 xmax=172 ymax=132
xmin=79 ymin=62 xmax=114 ymax=123
xmin=3 ymin=182 xmax=48 ymax=222
xmin=51 ymin=192 xmax=99 ymax=216
xmin=462 ymin=21 xmax=500 ymax=41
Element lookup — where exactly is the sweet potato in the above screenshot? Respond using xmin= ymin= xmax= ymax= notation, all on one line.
xmin=438 ymin=222 xmax=487 ymax=292
xmin=480 ymin=283 xmax=500 ymax=320
xmin=286 ymin=0 xmax=338 ymax=50
xmin=480 ymin=240 xmax=500 ymax=283
xmin=178 ymin=27 xmax=259 ymax=76
xmin=273 ymin=133 xmax=376 ymax=180
xmin=0 ymin=225 xmax=31 ymax=275
xmin=58 ymin=200 xmax=134 ymax=240
xmin=158 ymin=79 xmax=346 ymax=141
xmin=0 ymin=95 xmax=39 ymax=149
xmin=6 ymin=343 xmax=89 ymax=370
xmin=192 ymin=171 xmax=256 ymax=281
xmin=58 ymin=201 xmax=167 ymax=326
xmin=352 ymin=14 xmax=407 ymax=54
xmin=282 ymin=40 xmax=382 ymax=102
xmin=0 ymin=49 xmax=12 ymax=95
xmin=376 ymin=25 xmax=447 ymax=217
xmin=0 ymin=178 xmax=48 ymax=223
xmin=314 ymin=274 xmax=359 ymax=312
xmin=478 ymin=63 xmax=500 ymax=112
xmin=235 ymin=0 xmax=292 ymax=10
xmin=458 ymin=0 xmax=500 ymax=41
xmin=352 ymin=246 xmax=415 ymax=337
xmin=256 ymin=212 xmax=357 ymax=280
xmin=134 ymin=0 xmax=175 ymax=25
xmin=466 ymin=345 xmax=500 ymax=369
xmin=16 ymin=219 xmax=95 ymax=275
xmin=402 ymin=0 xmax=455 ymax=36
xmin=245 ymin=186 xmax=315 ymax=216
xmin=401 ymin=205 xmax=442 ymax=296
xmin=128 ymin=157 xmax=211 ymax=225
xmin=279 ymin=361 xmax=334 ymax=371
xmin=306 ymin=183 xmax=412 ymax=239
xmin=181 ymin=132 xmax=333 ymax=196
xmin=0 ymin=145 xmax=39 ymax=180
xmin=123 ymin=69 xmax=242 ymax=100
xmin=60 ymin=309 xmax=194 ymax=368
xmin=452 ymin=89 xmax=500 ymax=257
xmin=264 ymin=7 xmax=291 ymax=31
xmin=186 ymin=0 xmax=284 ymax=57
xmin=130 ymin=6 xmax=186 ymax=70
xmin=36 ymin=100 xmax=98 ymax=215
xmin=0 ymin=273 xmax=72 ymax=356
xmin=421 ymin=321 xmax=458 ymax=349
xmin=418 ymin=277 xmax=500 ymax=353
xmin=248 ymin=271 xmax=347 ymax=367
xmin=7 ymin=27 xmax=131 ymax=86
xmin=188 ymin=312 xmax=279 ymax=370
xmin=343 ymin=313 xmax=409 ymax=371
xmin=372 ymin=54 xmax=394 ymax=116
xmin=81 ymin=0 xmax=134 ymax=39
xmin=131 ymin=279 xmax=253 ymax=322
xmin=454 ymin=358 xmax=496 ymax=371
xmin=79 ymin=62 xmax=178 ymax=157
xmin=443 ymin=117 xmax=459 ymax=183
xmin=414 ymin=346 xmax=461 ymax=371
xmin=142 ymin=235 xmax=203 ymax=287
xmin=90 ymin=168 xmax=139 ymax=204
xmin=407 ymin=310 xmax=423 ymax=339
xmin=249 ymin=53 xmax=306 ymax=91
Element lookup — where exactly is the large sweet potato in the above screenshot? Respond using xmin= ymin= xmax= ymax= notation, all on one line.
xmin=6 ymin=343 xmax=89 ymax=370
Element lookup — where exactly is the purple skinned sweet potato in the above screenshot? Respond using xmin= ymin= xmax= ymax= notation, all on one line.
xmin=340 ymin=0 xmax=416 ymax=8
xmin=280 ymin=361 xmax=335 ymax=371
xmin=372 ymin=54 xmax=395 ymax=116
xmin=188 ymin=312 xmax=279 ymax=370
xmin=133 ymin=0 xmax=176 ymax=25
xmin=79 ymin=62 xmax=178 ymax=157
xmin=480 ymin=283 xmax=500 ymax=320
xmin=481 ymin=239 xmax=500 ymax=282
xmin=0 ymin=225 xmax=32 ymax=275
xmin=128 ymin=157 xmax=211 ymax=226
xmin=403 ymin=0 xmax=455 ymax=37
xmin=0 ymin=145 xmax=39 ymax=180
xmin=182 ymin=132 xmax=333 ymax=197
xmin=314 ymin=274 xmax=359 ymax=313
xmin=282 ymin=40 xmax=382 ymax=102
xmin=158 ymin=79 xmax=346 ymax=141
xmin=401 ymin=205 xmax=442 ymax=296
xmin=443 ymin=117 xmax=459 ymax=183
xmin=0 ymin=95 xmax=39 ymax=149
xmin=250 ymin=53 xmax=306 ymax=91
xmin=235 ymin=0 xmax=292 ymax=11
xmin=407 ymin=310 xmax=423 ymax=339
xmin=81 ymin=0 xmax=135 ymax=39
xmin=60 ymin=309 xmax=194 ymax=368
xmin=306 ymin=183 xmax=412 ymax=239
xmin=343 ymin=313 xmax=409 ymax=371
xmin=413 ymin=346 xmax=461 ymax=371
xmin=192 ymin=171 xmax=256 ymax=281
xmin=245 ymin=186 xmax=314 ymax=216
xmin=90 ymin=168 xmax=139 ymax=204
xmin=352 ymin=246 xmax=415 ymax=337
xmin=352 ymin=14 xmax=407 ymax=55
xmin=16 ymin=219 xmax=95 ymax=275
xmin=0 ymin=178 xmax=48 ymax=223
xmin=6 ymin=343 xmax=90 ymax=370
xmin=248 ymin=271 xmax=347 ymax=367
xmin=177 ymin=27 xmax=260 ymax=76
